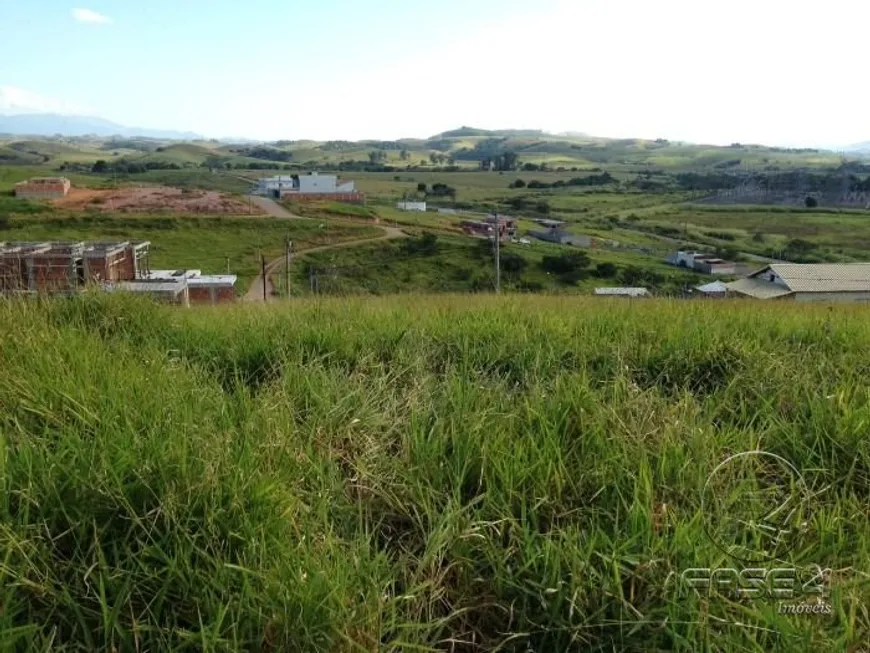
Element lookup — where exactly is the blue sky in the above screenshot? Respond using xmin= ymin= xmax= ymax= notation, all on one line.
xmin=2 ymin=0 xmax=869 ymax=146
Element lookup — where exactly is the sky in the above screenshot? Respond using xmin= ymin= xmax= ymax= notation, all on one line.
xmin=1 ymin=0 xmax=869 ymax=147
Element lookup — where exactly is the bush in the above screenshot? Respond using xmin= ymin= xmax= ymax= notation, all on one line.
xmin=541 ymin=252 xmax=590 ymax=284
xmin=594 ymin=262 xmax=618 ymax=278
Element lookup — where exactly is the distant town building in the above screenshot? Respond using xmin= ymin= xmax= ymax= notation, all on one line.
xmin=14 ymin=177 xmax=71 ymax=199
xmin=397 ymin=201 xmax=427 ymax=212
xmin=0 ymin=241 xmax=236 ymax=305
xmin=255 ymin=173 xmax=365 ymax=204
xmin=666 ymin=251 xmax=737 ymax=275
xmin=725 ymin=264 xmax=870 ymax=302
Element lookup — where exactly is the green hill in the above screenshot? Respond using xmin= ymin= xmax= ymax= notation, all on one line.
xmin=0 ymin=294 xmax=867 ymax=650
xmin=0 ymin=146 xmax=44 ymax=165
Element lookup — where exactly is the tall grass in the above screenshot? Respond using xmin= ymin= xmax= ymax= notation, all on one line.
xmin=0 ymin=293 xmax=868 ymax=651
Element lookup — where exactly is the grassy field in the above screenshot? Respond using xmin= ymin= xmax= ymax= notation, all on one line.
xmin=285 ymin=233 xmax=705 ymax=296
xmin=2 ymin=214 xmax=379 ymax=292
xmin=0 ymin=294 xmax=867 ymax=651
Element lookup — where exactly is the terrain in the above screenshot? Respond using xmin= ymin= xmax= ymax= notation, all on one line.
xmin=0 ymin=294 xmax=867 ymax=650
xmin=1 ymin=129 xmax=870 ymax=650
xmin=5 ymin=127 xmax=870 ymax=296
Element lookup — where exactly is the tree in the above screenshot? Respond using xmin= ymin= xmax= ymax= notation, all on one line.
xmin=417 ymin=182 xmax=428 ymax=194
xmin=541 ymin=252 xmax=590 ymax=283
xmin=535 ymin=201 xmax=551 ymax=215
xmin=91 ymin=160 xmax=108 ymax=173
xmin=509 ymin=179 xmax=526 ymax=189
xmin=501 ymin=253 xmax=527 ymax=279
xmin=595 ymin=262 xmax=618 ymax=278
xmin=495 ymin=151 xmax=520 ymax=171
xmin=368 ymin=150 xmax=387 ymax=164
xmin=399 ymin=149 xmax=410 ymax=161
xmin=805 ymin=196 xmax=819 ymax=208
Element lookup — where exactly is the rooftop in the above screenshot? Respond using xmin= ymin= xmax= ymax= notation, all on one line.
xmin=725 ymin=277 xmax=793 ymax=299
xmin=594 ymin=287 xmax=649 ymax=297
xmin=760 ymin=263 xmax=870 ymax=293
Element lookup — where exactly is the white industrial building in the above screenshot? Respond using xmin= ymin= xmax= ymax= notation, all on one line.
xmin=255 ymin=173 xmax=356 ymax=198
xmin=726 ymin=264 xmax=870 ymax=302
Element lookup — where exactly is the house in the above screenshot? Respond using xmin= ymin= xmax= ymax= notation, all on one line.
xmin=725 ymin=263 xmax=870 ymax=302
xmin=144 ymin=269 xmax=238 ymax=304
xmin=594 ymin=287 xmax=650 ymax=297
xmin=14 ymin=177 xmax=71 ymax=199
xmin=484 ymin=214 xmax=518 ymax=236
xmin=533 ymin=218 xmax=567 ymax=229
xmin=666 ymin=250 xmax=736 ymax=275
xmin=460 ymin=215 xmax=516 ymax=240
xmin=256 ymin=173 xmax=365 ymax=204
xmin=0 ymin=241 xmax=236 ymax=304
xmin=694 ymin=280 xmax=729 ymax=297
xmin=0 ymin=241 xmax=150 ymax=293
xmin=397 ymin=201 xmax=427 ymax=212
xmin=530 ymin=229 xmax=592 ymax=247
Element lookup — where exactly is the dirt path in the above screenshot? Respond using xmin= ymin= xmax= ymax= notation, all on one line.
xmin=243 ymin=226 xmax=406 ymax=302
xmin=247 ymin=195 xmax=299 ymax=218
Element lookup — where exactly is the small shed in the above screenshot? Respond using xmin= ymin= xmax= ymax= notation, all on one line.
xmin=594 ymin=287 xmax=650 ymax=298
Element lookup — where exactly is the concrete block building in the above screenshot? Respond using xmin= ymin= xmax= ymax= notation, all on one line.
xmin=0 ymin=241 xmax=236 ymax=305
xmin=14 ymin=177 xmax=71 ymax=199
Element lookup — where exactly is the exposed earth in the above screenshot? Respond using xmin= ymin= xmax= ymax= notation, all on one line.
xmin=53 ymin=186 xmax=266 ymax=215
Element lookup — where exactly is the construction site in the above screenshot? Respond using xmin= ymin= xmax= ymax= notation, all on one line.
xmin=0 ymin=241 xmax=237 ymax=306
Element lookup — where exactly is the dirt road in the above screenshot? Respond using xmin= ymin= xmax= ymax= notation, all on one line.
xmin=247 ymin=195 xmax=299 ymax=218
xmin=243 ymin=226 xmax=406 ymax=302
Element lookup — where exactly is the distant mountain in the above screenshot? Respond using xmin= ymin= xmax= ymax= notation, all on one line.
xmin=844 ymin=141 xmax=870 ymax=153
xmin=431 ymin=126 xmax=548 ymax=139
xmin=0 ymin=113 xmax=201 ymax=140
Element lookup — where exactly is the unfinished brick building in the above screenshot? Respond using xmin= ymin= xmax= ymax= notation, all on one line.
xmin=0 ymin=241 xmax=237 ymax=305
xmin=14 ymin=177 xmax=71 ymax=199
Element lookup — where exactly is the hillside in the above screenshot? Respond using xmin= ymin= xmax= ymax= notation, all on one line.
xmin=0 ymin=294 xmax=867 ymax=650
xmin=0 ymin=127 xmax=853 ymax=173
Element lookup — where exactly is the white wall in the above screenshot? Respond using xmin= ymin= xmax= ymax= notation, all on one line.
xmin=298 ymin=174 xmax=339 ymax=193
xmin=397 ymin=201 xmax=426 ymax=212
xmin=794 ymin=292 xmax=870 ymax=303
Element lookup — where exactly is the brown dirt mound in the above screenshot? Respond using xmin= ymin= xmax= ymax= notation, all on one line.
xmin=53 ymin=186 xmax=265 ymax=215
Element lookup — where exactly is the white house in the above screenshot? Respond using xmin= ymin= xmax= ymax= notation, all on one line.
xmin=726 ymin=263 xmax=870 ymax=302
xmin=397 ymin=201 xmax=427 ymax=212
xmin=256 ymin=173 xmax=356 ymax=197
xmin=666 ymin=250 xmax=736 ymax=275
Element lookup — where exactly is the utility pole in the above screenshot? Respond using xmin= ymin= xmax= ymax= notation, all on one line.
xmin=261 ymin=252 xmax=267 ymax=301
xmin=226 ymin=257 xmax=230 ymax=274
xmin=285 ymin=238 xmax=292 ymax=298
xmin=494 ymin=213 xmax=501 ymax=294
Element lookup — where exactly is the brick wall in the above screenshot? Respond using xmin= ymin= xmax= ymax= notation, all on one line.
xmin=30 ymin=257 xmax=77 ymax=291
xmin=189 ymin=285 xmax=237 ymax=304
xmin=279 ymin=191 xmax=367 ymax=204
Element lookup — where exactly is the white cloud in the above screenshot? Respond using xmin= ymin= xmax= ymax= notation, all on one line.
xmin=0 ymin=86 xmax=92 ymax=116
xmin=71 ymin=8 xmax=113 ymax=25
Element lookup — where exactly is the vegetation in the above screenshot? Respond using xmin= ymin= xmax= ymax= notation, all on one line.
xmin=0 ymin=294 xmax=867 ymax=650
xmin=2 ymin=214 xmax=379 ymax=292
